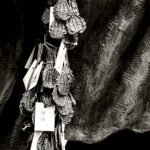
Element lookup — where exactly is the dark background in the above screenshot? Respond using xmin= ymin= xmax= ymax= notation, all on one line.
xmin=0 ymin=0 xmax=150 ymax=149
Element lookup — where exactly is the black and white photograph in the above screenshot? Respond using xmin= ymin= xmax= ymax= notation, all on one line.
xmin=0 ymin=0 xmax=150 ymax=149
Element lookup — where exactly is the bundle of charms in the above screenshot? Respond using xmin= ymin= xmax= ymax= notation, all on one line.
xmin=19 ymin=0 xmax=86 ymax=150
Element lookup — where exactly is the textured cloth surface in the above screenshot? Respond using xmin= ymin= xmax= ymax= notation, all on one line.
xmin=66 ymin=0 xmax=150 ymax=143
xmin=0 ymin=0 xmax=150 ymax=149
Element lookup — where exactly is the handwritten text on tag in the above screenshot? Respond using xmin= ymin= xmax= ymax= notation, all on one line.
xmin=34 ymin=102 xmax=55 ymax=132
xmin=23 ymin=59 xmax=37 ymax=90
xmin=54 ymin=41 xmax=67 ymax=74
xmin=28 ymin=61 xmax=43 ymax=90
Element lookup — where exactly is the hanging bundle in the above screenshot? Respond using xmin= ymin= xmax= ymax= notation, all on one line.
xmin=19 ymin=0 xmax=86 ymax=150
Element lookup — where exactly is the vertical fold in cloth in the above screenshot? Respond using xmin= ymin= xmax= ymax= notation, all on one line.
xmin=66 ymin=0 xmax=149 ymax=143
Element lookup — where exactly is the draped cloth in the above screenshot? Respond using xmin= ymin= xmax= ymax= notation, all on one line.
xmin=0 ymin=0 xmax=150 ymax=149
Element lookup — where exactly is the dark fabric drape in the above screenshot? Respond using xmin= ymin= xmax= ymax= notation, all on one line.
xmin=0 ymin=0 xmax=150 ymax=149
xmin=66 ymin=0 xmax=150 ymax=143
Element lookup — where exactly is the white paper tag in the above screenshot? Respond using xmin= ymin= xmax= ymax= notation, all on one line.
xmin=30 ymin=132 xmax=42 ymax=150
xmin=23 ymin=59 xmax=37 ymax=90
xmin=49 ymin=7 xmax=54 ymax=31
xmin=35 ymin=102 xmax=55 ymax=132
xmin=28 ymin=61 xmax=43 ymax=91
xmin=54 ymin=41 xmax=67 ymax=74
xmin=25 ymin=47 xmax=35 ymax=69
xmin=61 ymin=123 xmax=67 ymax=150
